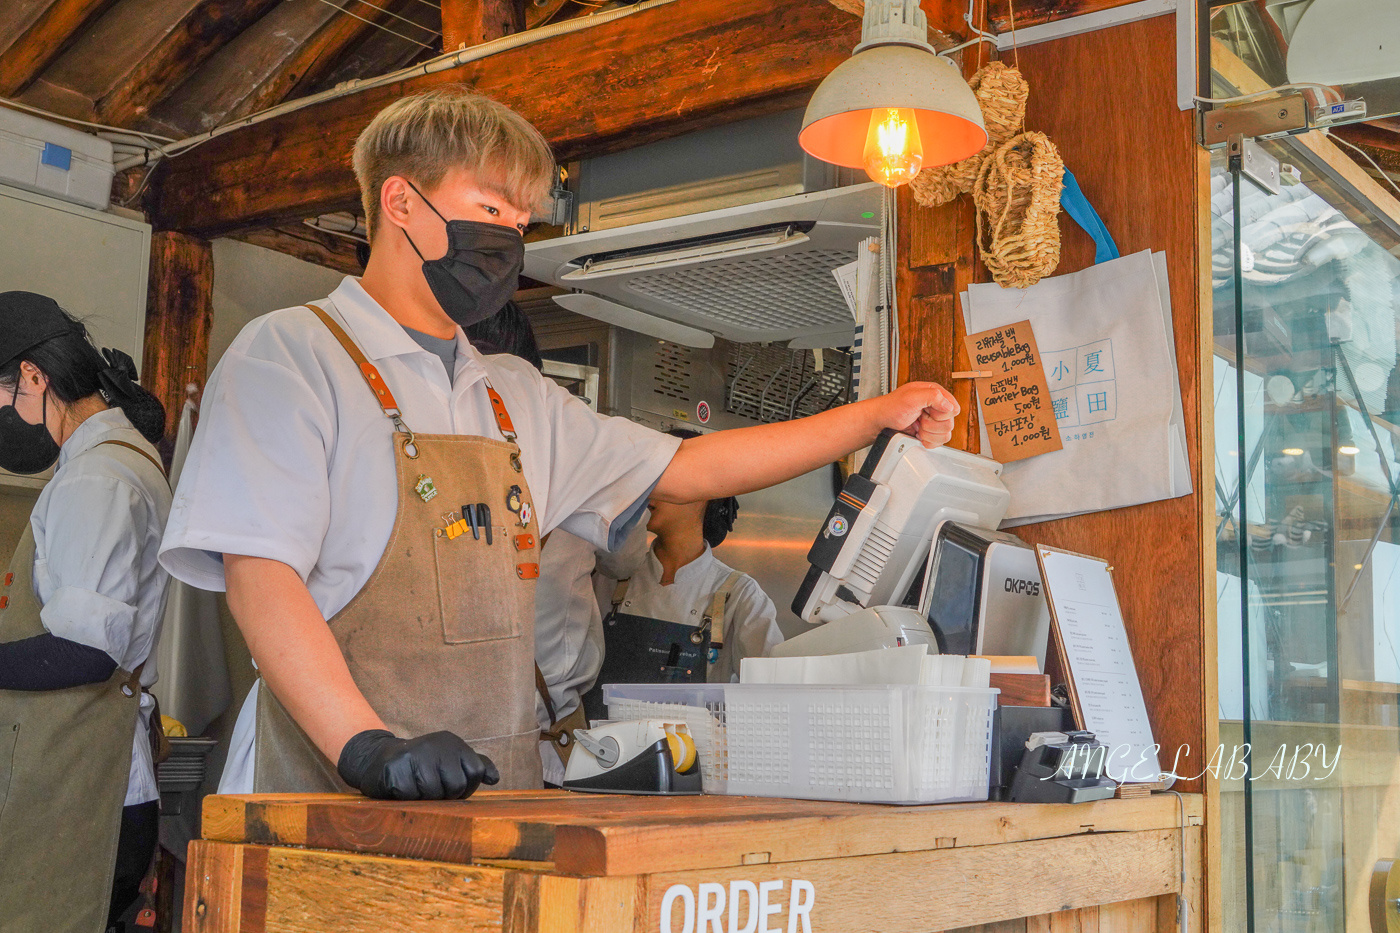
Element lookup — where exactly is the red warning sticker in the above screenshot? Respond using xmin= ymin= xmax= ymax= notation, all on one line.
xmin=697 ymin=401 xmax=711 ymax=424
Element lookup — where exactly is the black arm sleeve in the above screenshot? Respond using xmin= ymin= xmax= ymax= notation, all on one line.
xmin=0 ymin=632 xmax=119 ymax=690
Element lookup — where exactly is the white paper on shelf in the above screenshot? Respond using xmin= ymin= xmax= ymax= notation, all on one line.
xmin=961 ymin=250 xmax=1191 ymax=524
xmin=833 ymin=259 xmax=859 ymax=320
xmin=741 ymin=644 xmax=929 ymax=685
xmin=1038 ymin=547 xmax=1160 ymax=783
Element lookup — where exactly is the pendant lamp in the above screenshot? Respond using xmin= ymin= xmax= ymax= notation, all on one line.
xmin=800 ymin=0 xmax=989 ymax=188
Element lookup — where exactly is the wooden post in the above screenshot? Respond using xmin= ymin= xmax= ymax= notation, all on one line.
xmin=441 ymin=0 xmax=525 ymax=52
xmin=142 ymin=231 xmax=213 ymax=466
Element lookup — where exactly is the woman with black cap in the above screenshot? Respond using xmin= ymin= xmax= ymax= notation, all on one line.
xmin=0 ymin=291 xmax=172 ymax=933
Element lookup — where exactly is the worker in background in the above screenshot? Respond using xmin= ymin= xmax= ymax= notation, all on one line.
xmin=581 ymin=430 xmax=780 ymax=721
xmin=466 ymin=301 xmax=648 ymax=785
xmin=0 ymin=292 xmax=172 ymax=933
xmin=160 ymin=87 xmax=960 ymax=802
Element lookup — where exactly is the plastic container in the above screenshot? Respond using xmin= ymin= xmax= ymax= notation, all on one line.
xmin=0 ymin=107 xmax=114 ymax=210
xmin=603 ymin=683 xmax=729 ymax=793
xmin=602 ymin=681 xmax=997 ymax=804
xmin=722 ymin=683 xmax=998 ymax=804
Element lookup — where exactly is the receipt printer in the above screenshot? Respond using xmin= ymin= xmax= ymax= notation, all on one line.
xmin=1008 ymin=731 xmax=1118 ymax=804
xmin=793 ymin=430 xmax=1010 ymax=624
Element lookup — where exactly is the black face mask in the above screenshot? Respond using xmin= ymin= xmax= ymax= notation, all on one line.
xmin=0 ymin=384 xmax=60 ymax=475
xmin=401 ymin=182 xmax=525 ymax=329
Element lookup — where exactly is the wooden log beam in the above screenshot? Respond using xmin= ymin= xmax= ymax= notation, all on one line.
xmin=232 ymin=224 xmax=366 ymax=276
xmin=142 ymin=231 xmax=214 ymax=465
xmin=986 ymin=0 xmax=1142 ymax=32
xmin=0 ymin=0 xmax=118 ymax=97
xmin=150 ymin=0 xmax=863 ymax=237
xmin=442 ymin=0 xmax=525 ymax=51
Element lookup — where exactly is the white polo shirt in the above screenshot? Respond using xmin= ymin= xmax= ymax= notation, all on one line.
xmin=29 ymin=408 xmax=171 ymax=806
xmin=159 ymin=277 xmax=680 ymax=790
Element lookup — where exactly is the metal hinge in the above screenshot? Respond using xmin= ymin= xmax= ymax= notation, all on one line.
xmin=1200 ymin=94 xmax=1309 ymax=148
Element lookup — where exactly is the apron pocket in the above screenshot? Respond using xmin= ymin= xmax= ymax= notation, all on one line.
xmin=434 ymin=527 xmax=523 ymax=644
xmin=0 ymin=723 xmax=17 ymax=814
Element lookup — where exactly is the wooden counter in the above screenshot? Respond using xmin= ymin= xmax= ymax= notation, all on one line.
xmin=185 ymin=790 xmax=1202 ymax=933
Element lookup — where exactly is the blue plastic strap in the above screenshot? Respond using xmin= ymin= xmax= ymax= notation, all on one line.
xmin=1060 ymin=168 xmax=1119 ymax=265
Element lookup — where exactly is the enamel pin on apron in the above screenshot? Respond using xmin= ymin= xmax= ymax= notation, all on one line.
xmin=415 ymin=474 xmax=439 ymax=503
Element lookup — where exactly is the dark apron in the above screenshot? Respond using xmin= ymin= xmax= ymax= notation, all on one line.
xmin=579 ymin=572 xmax=742 ymax=722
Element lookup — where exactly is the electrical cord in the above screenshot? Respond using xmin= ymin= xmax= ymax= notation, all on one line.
xmin=1194 ymin=82 xmax=1342 ymax=105
xmin=1330 ymin=134 xmax=1400 ymax=201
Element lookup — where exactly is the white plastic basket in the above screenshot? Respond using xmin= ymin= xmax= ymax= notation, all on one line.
xmin=722 ymin=684 xmax=998 ymax=804
xmin=602 ymin=682 xmax=997 ymax=804
xmin=603 ymin=683 xmax=729 ymax=793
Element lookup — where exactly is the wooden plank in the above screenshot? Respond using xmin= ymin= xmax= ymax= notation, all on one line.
xmin=990 ymin=672 xmax=1052 ymax=707
xmin=150 ymin=0 xmax=863 ymax=236
xmin=1096 ymin=896 xmax=1158 ymax=933
xmin=0 ymin=0 xmax=117 ymax=97
xmin=642 ymin=829 xmax=1183 ymax=933
xmin=141 ymin=0 xmax=343 ymax=138
xmin=142 ymin=231 xmax=213 ymax=464
xmin=187 ymin=840 xmax=510 ymax=932
xmin=1027 ymin=906 xmax=1100 ymax=933
xmin=442 ymin=0 xmax=525 ymax=51
xmin=200 ymin=791 xmax=1202 ymax=878
xmin=91 ymin=0 xmax=284 ymax=126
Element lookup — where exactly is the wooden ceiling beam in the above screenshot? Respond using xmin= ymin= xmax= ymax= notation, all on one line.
xmin=151 ymin=0 xmax=863 ymax=236
xmin=232 ymin=224 xmax=366 ymax=275
xmin=0 ymin=0 xmax=119 ymax=97
xmin=441 ymin=0 xmax=525 ymax=50
xmin=95 ymin=0 xmax=284 ymax=126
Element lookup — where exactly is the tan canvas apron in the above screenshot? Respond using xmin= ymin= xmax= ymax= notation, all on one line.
xmin=0 ymin=440 xmax=163 ymax=933
xmin=253 ymin=304 xmax=544 ymax=792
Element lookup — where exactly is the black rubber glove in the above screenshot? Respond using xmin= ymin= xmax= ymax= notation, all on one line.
xmin=336 ymin=729 xmax=500 ymax=800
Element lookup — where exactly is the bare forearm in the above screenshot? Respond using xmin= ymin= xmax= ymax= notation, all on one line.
xmin=655 ymin=403 xmax=879 ymax=501
xmin=224 ymin=554 xmax=384 ymax=764
xmin=654 ymin=381 xmax=959 ymax=502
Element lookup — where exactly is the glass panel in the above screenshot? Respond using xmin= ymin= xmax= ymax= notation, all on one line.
xmin=1214 ymin=133 xmax=1400 ymax=933
xmin=1208 ymin=1 xmax=1400 ymax=126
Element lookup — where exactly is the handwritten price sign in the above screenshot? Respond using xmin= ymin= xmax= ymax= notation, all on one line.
xmin=964 ymin=320 xmax=1062 ymax=462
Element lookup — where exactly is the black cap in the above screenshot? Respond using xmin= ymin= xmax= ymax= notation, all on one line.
xmin=0 ymin=291 xmax=77 ymax=368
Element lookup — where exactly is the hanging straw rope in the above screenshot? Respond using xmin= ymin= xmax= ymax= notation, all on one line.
xmin=972 ymin=130 xmax=1064 ymax=289
xmin=909 ymin=61 xmax=1028 ymax=208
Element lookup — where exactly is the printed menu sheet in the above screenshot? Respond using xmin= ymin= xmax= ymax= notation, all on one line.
xmin=963 ymin=320 xmax=1062 ymax=463
xmin=1036 ymin=545 xmax=1160 ymax=783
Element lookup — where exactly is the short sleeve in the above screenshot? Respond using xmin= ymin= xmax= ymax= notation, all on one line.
xmin=538 ymin=379 xmax=681 ymax=550
xmin=160 ymin=343 xmax=334 ymax=591
xmin=727 ymin=576 xmax=783 ymax=668
xmin=36 ymin=473 xmax=149 ymax=664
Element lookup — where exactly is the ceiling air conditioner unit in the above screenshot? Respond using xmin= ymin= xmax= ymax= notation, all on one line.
xmin=524 ymin=110 xmax=881 ymax=349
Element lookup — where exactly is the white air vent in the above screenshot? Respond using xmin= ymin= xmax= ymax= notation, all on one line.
xmin=525 ymin=184 xmax=880 ymax=345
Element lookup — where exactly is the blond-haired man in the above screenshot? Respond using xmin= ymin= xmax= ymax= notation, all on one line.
xmin=160 ymin=87 xmax=960 ymax=800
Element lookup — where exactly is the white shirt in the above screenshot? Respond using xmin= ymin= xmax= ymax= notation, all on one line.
xmin=610 ymin=545 xmax=782 ymax=684
xmin=159 ymin=277 xmax=680 ymax=792
xmin=533 ymin=528 xmax=647 ymax=784
xmin=29 ymin=408 xmax=171 ymax=806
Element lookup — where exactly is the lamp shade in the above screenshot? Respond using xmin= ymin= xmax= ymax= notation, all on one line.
xmin=799 ymin=46 xmax=988 ymax=170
